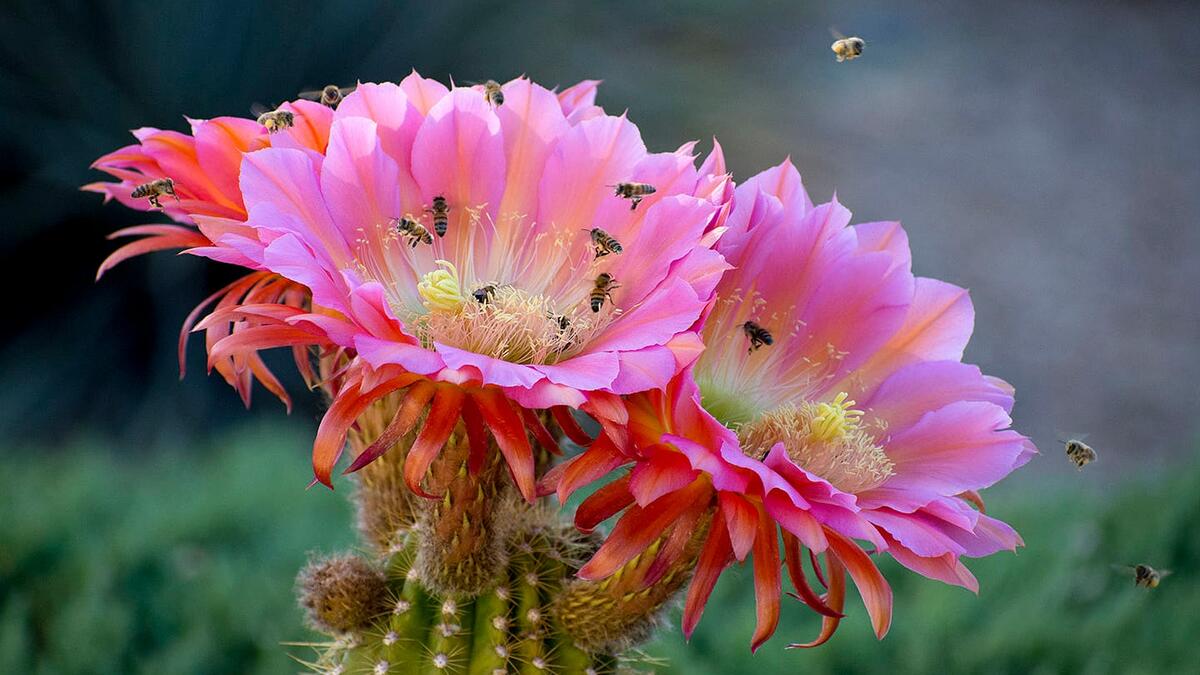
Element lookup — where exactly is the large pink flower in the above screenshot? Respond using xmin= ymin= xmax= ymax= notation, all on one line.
xmin=558 ymin=159 xmax=1033 ymax=649
xmin=87 ymin=73 xmax=732 ymax=499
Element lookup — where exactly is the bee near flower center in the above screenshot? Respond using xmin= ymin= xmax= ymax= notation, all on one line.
xmin=738 ymin=393 xmax=893 ymax=494
xmin=411 ymin=261 xmax=614 ymax=366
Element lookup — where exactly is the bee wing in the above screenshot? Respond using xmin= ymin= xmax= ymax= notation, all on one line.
xmin=250 ymin=102 xmax=271 ymax=117
xmin=1159 ymin=569 xmax=1174 ymax=579
xmin=1110 ymin=564 xmax=1137 ymax=575
xmin=296 ymin=89 xmax=323 ymax=101
xmin=337 ymin=85 xmax=357 ymax=96
xmin=830 ymin=27 xmax=846 ymax=39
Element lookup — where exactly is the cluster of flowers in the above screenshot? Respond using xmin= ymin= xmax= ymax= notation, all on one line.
xmin=88 ymin=73 xmax=1033 ymax=651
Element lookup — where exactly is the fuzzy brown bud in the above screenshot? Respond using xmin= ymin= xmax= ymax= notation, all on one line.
xmin=297 ymin=554 xmax=388 ymax=634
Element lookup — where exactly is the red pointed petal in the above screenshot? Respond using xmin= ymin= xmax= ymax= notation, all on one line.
xmin=782 ymin=532 xmax=843 ymax=618
xmin=682 ymin=513 xmax=733 ymax=640
xmin=787 ymin=553 xmax=847 ymax=649
xmin=558 ymin=434 xmax=625 ymax=503
xmin=460 ymin=395 xmax=491 ymax=476
xmin=574 ymin=473 xmax=634 ymax=533
xmin=178 ymin=273 xmax=266 ymax=379
xmin=402 ymin=385 xmax=466 ymax=498
xmin=750 ymin=506 xmax=782 ymax=652
xmin=827 ymin=529 xmax=893 ymax=640
xmin=312 ymin=375 xmax=410 ymax=488
xmin=718 ymin=492 xmax=759 ymax=562
xmin=521 ymin=407 xmax=562 ymax=455
xmin=345 ymin=380 xmax=435 ymax=473
xmin=471 ymin=388 xmax=537 ymax=502
xmin=578 ymin=478 xmax=706 ymax=580
xmin=809 ymin=547 xmax=828 ymax=589
xmin=96 ymin=232 xmax=208 ymax=280
xmin=551 ymin=405 xmax=592 ymax=446
xmin=643 ymin=496 xmax=707 ymax=587
xmin=207 ymin=325 xmax=323 ymax=366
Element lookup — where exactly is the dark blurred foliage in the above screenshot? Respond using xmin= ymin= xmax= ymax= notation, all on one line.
xmin=2 ymin=0 xmax=1199 ymax=475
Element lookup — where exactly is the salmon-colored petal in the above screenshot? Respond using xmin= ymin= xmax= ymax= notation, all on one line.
xmin=750 ymin=505 xmax=782 ymax=652
xmin=681 ymin=512 xmax=733 ymax=640
xmin=827 ymin=529 xmax=892 ymax=640
xmin=782 ymin=532 xmax=843 ymax=618
xmin=787 ymin=552 xmax=846 ymax=649
xmin=402 ymin=384 xmax=466 ymax=498
xmin=574 ymin=472 xmax=634 ymax=533
xmin=471 ymin=387 xmax=537 ymax=502
xmin=345 ymin=380 xmax=435 ymax=473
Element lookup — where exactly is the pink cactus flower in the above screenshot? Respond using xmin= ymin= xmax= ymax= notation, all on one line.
xmin=557 ymin=158 xmax=1034 ymax=650
xmin=86 ymin=73 xmax=733 ymax=500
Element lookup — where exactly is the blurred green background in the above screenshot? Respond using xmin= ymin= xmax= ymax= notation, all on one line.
xmin=2 ymin=0 xmax=1198 ymax=672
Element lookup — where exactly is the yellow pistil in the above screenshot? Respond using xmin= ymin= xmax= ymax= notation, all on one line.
xmin=418 ymin=260 xmax=465 ymax=313
xmin=738 ymin=392 xmax=893 ymax=494
xmin=808 ymin=392 xmax=865 ymax=443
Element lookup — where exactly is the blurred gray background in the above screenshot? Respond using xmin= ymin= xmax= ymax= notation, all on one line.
xmin=2 ymin=0 xmax=1198 ymax=478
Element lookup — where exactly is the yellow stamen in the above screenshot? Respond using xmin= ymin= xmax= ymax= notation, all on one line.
xmin=738 ymin=393 xmax=893 ymax=494
xmin=418 ymin=260 xmax=465 ymax=313
xmin=809 ymin=392 xmax=865 ymax=443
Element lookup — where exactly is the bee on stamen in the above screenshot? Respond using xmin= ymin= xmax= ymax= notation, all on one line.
xmin=742 ymin=320 xmax=774 ymax=352
xmin=587 ymin=227 xmax=623 ymax=259
xmin=610 ymin=182 xmax=656 ymax=210
xmin=131 ymin=178 xmax=177 ymax=208
xmin=473 ymin=285 xmax=497 ymax=304
xmin=590 ymin=273 xmax=620 ymax=313
xmin=548 ymin=312 xmax=572 ymax=350
xmin=426 ymin=196 xmax=450 ymax=237
xmin=255 ymin=109 xmax=294 ymax=133
xmin=298 ymin=84 xmax=356 ymax=109
xmin=392 ymin=217 xmax=433 ymax=247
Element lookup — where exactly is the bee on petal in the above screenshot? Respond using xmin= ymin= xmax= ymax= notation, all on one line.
xmin=393 ymin=217 xmax=433 ymax=248
xmin=590 ymin=273 xmax=620 ymax=313
xmin=482 ymin=80 xmax=504 ymax=107
xmin=611 ymin=182 xmax=656 ymax=210
xmin=426 ymin=196 xmax=450 ymax=238
xmin=587 ymin=228 xmax=623 ymax=259
xmin=130 ymin=178 xmax=177 ymax=208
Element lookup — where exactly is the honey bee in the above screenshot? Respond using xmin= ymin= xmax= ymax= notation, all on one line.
xmin=256 ymin=109 xmax=294 ymax=133
xmin=589 ymin=273 xmax=620 ymax=313
xmin=426 ymin=196 xmax=449 ymax=238
xmin=131 ymin=178 xmax=177 ymax=208
xmin=831 ymin=35 xmax=865 ymax=62
xmin=392 ymin=217 xmax=432 ymax=247
xmin=611 ymin=183 xmax=656 ymax=210
xmin=548 ymin=312 xmax=572 ymax=349
xmin=481 ymin=80 xmax=505 ymax=107
xmin=473 ymin=285 xmax=497 ymax=304
xmin=299 ymin=84 xmax=356 ymax=108
xmin=1064 ymin=439 xmax=1097 ymax=470
xmin=742 ymin=321 xmax=774 ymax=352
xmin=588 ymin=228 xmax=623 ymax=258
xmin=1114 ymin=564 xmax=1172 ymax=589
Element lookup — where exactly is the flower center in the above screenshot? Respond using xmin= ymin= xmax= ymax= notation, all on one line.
xmin=411 ymin=261 xmax=614 ymax=365
xmin=738 ymin=393 xmax=893 ymax=494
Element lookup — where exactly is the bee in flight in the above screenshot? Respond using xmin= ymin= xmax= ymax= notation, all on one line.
xmin=611 ymin=182 xmax=656 ymax=210
xmin=1063 ymin=439 xmax=1097 ymax=470
xmin=473 ymin=285 xmax=496 ymax=304
xmin=590 ymin=273 xmax=620 ymax=313
xmin=742 ymin=321 xmax=774 ymax=352
xmin=587 ymin=228 xmax=623 ymax=259
xmin=831 ymin=34 xmax=865 ymax=62
xmin=255 ymin=109 xmax=294 ymax=134
xmin=481 ymin=80 xmax=504 ymax=107
xmin=131 ymin=178 xmax=177 ymax=208
xmin=298 ymin=84 xmax=357 ymax=109
xmin=426 ymin=196 xmax=450 ymax=237
xmin=1114 ymin=564 xmax=1172 ymax=589
xmin=392 ymin=217 xmax=433 ymax=247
